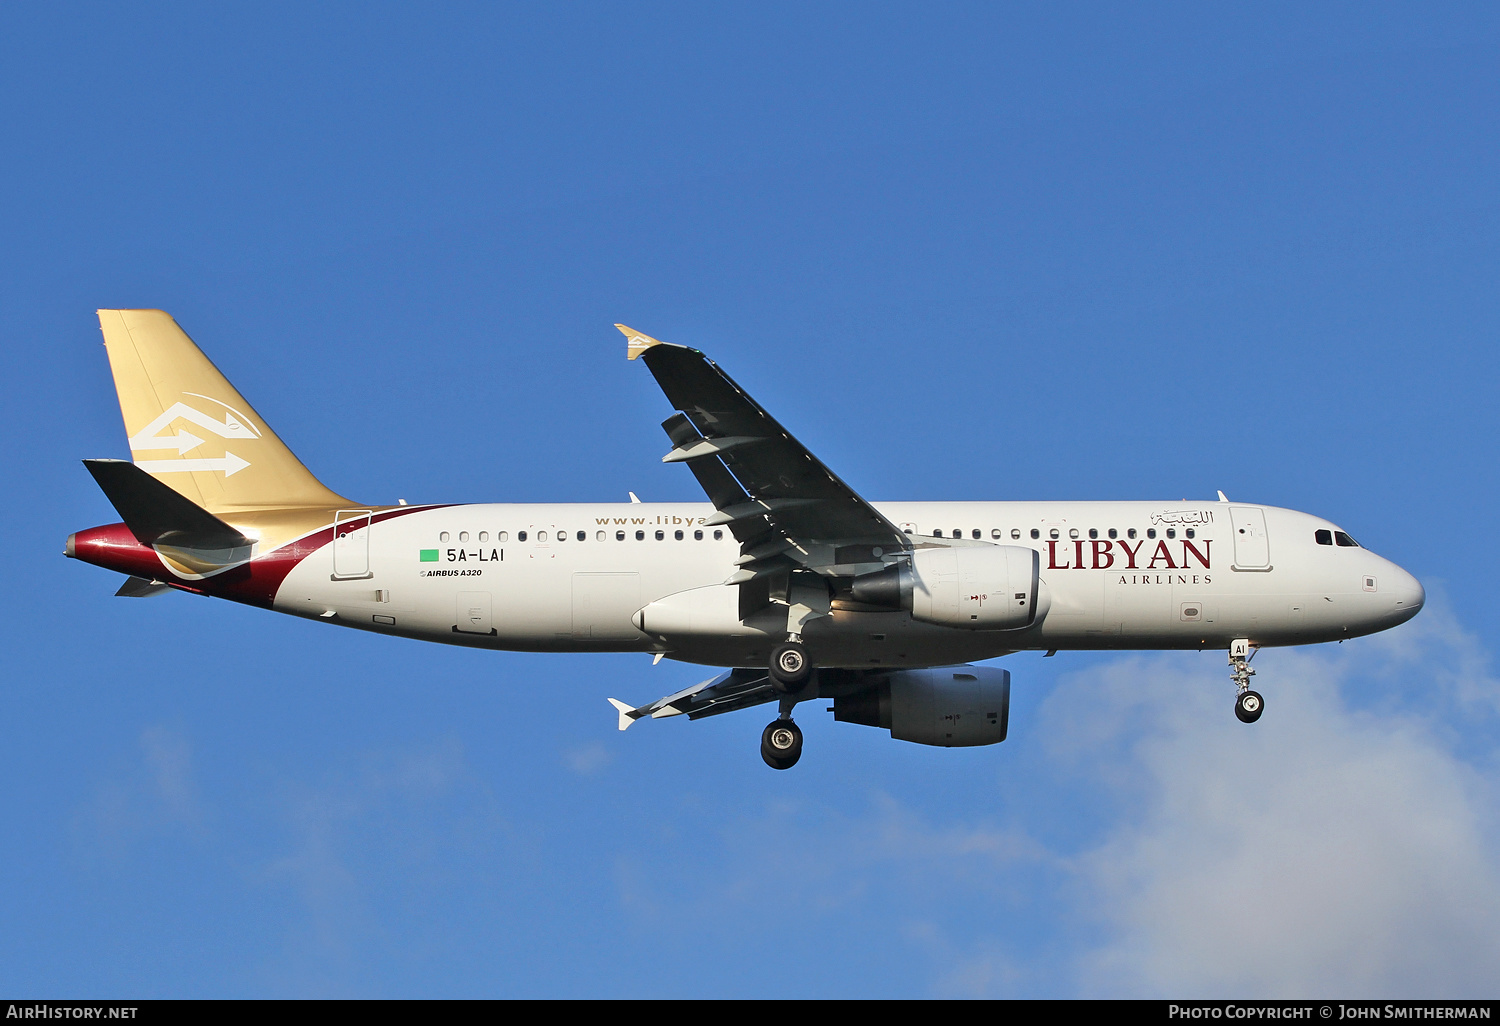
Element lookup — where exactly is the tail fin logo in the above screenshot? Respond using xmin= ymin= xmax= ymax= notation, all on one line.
xmin=128 ymin=393 xmax=262 ymax=477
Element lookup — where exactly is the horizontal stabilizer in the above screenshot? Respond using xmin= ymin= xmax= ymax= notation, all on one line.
xmin=115 ymin=575 xmax=171 ymax=598
xmin=608 ymin=698 xmax=639 ymax=731
xmin=84 ymin=459 xmax=251 ymax=550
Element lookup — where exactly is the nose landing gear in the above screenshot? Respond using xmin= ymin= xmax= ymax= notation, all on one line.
xmin=1229 ymin=639 xmax=1264 ymax=723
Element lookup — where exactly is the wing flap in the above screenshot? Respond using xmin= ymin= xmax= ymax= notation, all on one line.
xmin=607 ymin=668 xmax=777 ymax=728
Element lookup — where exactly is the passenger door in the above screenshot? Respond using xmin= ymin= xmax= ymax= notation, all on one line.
xmin=1229 ymin=507 xmax=1271 ymax=569
xmin=333 ymin=510 xmax=372 ymax=579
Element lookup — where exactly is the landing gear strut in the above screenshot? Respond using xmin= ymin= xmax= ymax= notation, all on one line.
xmin=1229 ymin=639 xmax=1264 ymax=723
xmin=763 ymin=642 xmax=812 ymax=767
xmin=761 ymin=718 xmax=803 ymax=769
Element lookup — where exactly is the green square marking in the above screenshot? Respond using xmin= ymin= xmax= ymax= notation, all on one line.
xmin=419 ymin=549 xmax=440 ymax=562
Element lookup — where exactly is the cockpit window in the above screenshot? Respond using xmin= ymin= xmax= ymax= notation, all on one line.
xmin=1334 ymin=531 xmax=1360 ymax=548
xmin=1315 ymin=529 xmax=1333 ymax=546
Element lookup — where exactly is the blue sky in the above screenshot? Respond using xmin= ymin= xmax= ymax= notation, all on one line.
xmin=4 ymin=3 xmax=1499 ymax=997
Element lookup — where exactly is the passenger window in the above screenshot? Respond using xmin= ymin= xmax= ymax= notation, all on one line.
xmin=556 ymin=531 xmax=565 ymax=542
xmin=694 ymin=529 xmax=703 ymax=540
xmin=635 ymin=530 xmax=645 ymax=541
xmin=655 ymin=530 xmax=665 ymax=541
xmin=1108 ymin=528 xmax=1117 ymax=539
xmin=1147 ymin=529 xmax=1156 ymax=539
xmin=459 ymin=531 xmax=469 ymax=542
xmin=479 ymin=531 xmax=488 ymax=542
xmin=1185 ymin=528 xmax=1195 ymax=539
xmin=933 ymin=529 xmax=943 ymax=537
xmin=674 ymin=530 xmax=684 ymax=540
xmin=1031 ymin=529 xmax=1040 ymax=539
xmin=1049 ymin=529 xmax=1059 ymax=540
xmin=1068 ymin=529 xmax=1079 ymax=539
xmin=1088 ymin=528 xmax=1098 ymax=540
xmin=1011 ymin=529 xmax=1021 ymax=540
xmin=596 ymin=531 xmax=605 ymax=542
xmin=1335 ymin=531 xmax=1360 ymax=548
xmin=616 ymin=530 xmax=625 ymax=541
xmin=1127 ymin=528 xmax=1137 ymax=540
xmin=991 ymin=529 xmax=1002 ymax=539
xmin=1315 ymin=530 xmax=1333 ymax=545
xmin=440 ymin=531 xmax=450 ymax=542
xmin=577 ymin=531 xmax=586 ymax=542
xmin=1166 ymin=528 xmax=1176 ymax=539
xmin=539 ymin=531 xmax=549 ymax=542
xmin=714 ymin=530 xmax=723 ymax=540
xmin=498 ymin=531 xmax=509 ymax=542
xmin=518 ymin=531 xmax=528 ymax=542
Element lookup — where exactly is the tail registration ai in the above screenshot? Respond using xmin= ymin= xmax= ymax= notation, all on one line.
xmin=67 ymin=311 xmax=1425 ymax=769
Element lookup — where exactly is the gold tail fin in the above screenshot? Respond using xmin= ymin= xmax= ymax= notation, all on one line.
xmin=97 ymin=309 xmax=351 ymax=513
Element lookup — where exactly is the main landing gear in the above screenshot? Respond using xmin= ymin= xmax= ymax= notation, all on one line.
xmin=763 ymin=638 xmax=812 ymax=769
xmin=1229 ymin=639 xmax=1264 ymax=723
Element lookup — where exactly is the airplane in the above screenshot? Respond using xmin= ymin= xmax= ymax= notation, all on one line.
xmin=67 ymin=310 xmax=1426 ymax=769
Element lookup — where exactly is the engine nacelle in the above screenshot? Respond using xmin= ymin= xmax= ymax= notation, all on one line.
xmin=850 ymin=545 xmax=1043 ymax=630
xmin=832 ymin=665 xmax=1011 ymax=747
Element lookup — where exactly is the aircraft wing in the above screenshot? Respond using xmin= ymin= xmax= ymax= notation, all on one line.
xmin=620 ymin=326 xmax=910 ymax=584
xmin=608 ymin=668 xmax=777 ymax=729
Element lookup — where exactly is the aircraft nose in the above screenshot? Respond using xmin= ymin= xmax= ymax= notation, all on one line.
xmin=1390 ymin=566 xmax=1425 ymax=624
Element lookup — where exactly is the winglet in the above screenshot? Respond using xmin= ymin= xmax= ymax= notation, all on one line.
xmin=1217 ymin=490 xmax=1230 ymax=502
xmin=607 ymin=698 xmax=637 ymax=731
xmin=616 ymin=324 xmax=665 ymax=361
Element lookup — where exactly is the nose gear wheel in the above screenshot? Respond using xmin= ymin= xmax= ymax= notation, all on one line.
xmin=1228 ymin=639 xmax=1263 ymax=723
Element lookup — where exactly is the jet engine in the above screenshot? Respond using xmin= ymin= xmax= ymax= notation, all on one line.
xmin=849 ymin=546 xmax=1043 ymax=630
xmin=832 ymin=665 xmax=1011 ymax=747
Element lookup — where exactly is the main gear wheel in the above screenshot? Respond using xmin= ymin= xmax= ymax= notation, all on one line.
xmin=769 ymin=641 xmax=812 ymax=693
xmin=760 ymin=718 xmax=803 ymax=769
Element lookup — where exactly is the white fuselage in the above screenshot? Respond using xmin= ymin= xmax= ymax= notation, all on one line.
xmin=273 ymin=499 xmax=1424 ymax=669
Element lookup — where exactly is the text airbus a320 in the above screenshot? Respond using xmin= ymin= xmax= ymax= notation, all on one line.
xmin=67 ymin=311 xmax=1424 ymax=768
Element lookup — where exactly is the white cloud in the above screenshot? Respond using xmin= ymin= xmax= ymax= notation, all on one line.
xmin=563 ymin=742 xmax=614 ymax=776
xmin=1042 ymin=603 xmax=1500 ymax=997
xmin=257 ymin=738 xmax=516 ymax=996
xmin=74 ymin=724 xmax=206 ymax=852
xmin=631 ymin=598 xmax=1500 ymax=998
xmin=139 ymin=725 xmax=201 ymax=823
